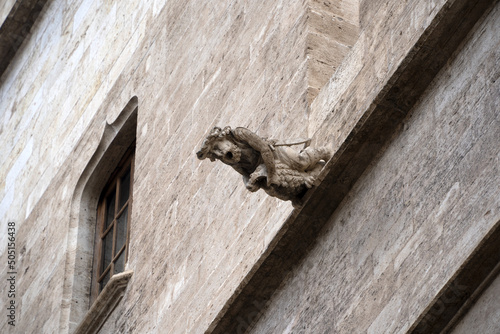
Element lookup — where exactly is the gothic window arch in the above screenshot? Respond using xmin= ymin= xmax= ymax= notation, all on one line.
xmin=62 ymin=97 xmax=138 ymax=334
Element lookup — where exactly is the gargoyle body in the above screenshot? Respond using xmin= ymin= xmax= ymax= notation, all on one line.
xmin=196 ymin=126 xmax=331 ymax=207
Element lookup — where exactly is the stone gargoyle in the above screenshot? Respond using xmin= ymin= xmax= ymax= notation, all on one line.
xmin=196 ymin=126 xmax=332 ymax=207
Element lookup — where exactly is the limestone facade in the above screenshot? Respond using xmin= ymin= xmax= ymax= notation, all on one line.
xmin=0 ymin=0 xmax=498 ymax=333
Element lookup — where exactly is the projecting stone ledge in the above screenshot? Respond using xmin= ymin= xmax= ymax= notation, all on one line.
xmin=0 ymin=0 xmax=49 ymax=78
xmin=73 ymin=270 xmax=133 ymax=334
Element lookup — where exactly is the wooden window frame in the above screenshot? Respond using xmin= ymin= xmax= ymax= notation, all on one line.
xmin=91 ymin=143 xmax=135 ymax=303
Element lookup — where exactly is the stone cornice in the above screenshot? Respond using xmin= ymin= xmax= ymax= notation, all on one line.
xmin=73 ymin=270 xmax=133 ymax=334
xmin=411 ymin=219 xmax=500 ymax=333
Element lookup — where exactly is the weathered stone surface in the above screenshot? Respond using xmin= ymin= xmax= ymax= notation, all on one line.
xmin=0 ymin=1 xmax=358 ymax=333
xmin=451 ymin=272 xmax=500 ymax=333
xmin=246 ymin=2 xmax=500 ymax=332
xmin=0 ymin=0 xmax=48 ymax=78
xmin=0 ymin=0 xmax=498 ymax=334
xmin=411 ymin=218 xmax=500 ymax=333
xmin=210 ymin=0 xmax=499 ymax=332
xmin=0 ymin=0 xmax=17 ymax=26
xmin=305 ymin=0 xmax=359 ymax=102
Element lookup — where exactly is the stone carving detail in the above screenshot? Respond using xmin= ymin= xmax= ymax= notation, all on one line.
xmin=197 ymin=126 xmax=332 ymax=207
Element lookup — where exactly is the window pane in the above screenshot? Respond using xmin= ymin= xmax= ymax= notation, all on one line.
xmin=115 ymin=208 xmax=128 ymax=255
xmin=119 ymin=168 xmax=131 ymax=210
xmin=105 ymin=190 xmax=116 ymax=229
xmin=114 ymin=248 xmax=125 ymax=273
xmin=99 ymin=269 xmax=111 ymax=292
xmin=102 ymin=229 xmax=113 ymax=272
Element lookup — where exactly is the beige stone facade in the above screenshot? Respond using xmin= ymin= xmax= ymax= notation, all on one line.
xmin=0 ymin=0 xmax=498 ymax=333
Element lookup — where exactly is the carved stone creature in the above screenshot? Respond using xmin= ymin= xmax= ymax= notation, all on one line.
xmin=196 ymin=126 xmax=332 ymax=207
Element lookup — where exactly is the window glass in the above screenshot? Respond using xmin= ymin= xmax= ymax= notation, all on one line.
xmin=102 ymin=230 xmax=113 ymax=271
xmin=105 ymin=191 xmax=116 ymax=229
xmin=114 ymin=250 xmax=126 ymax=273
xmin=115 ymin=209 xmax=128 ymax=254
xmin=99 ymin=269 xmax=111 ymax=292
xmin=119 ymin=168 xmax=130 ymax=210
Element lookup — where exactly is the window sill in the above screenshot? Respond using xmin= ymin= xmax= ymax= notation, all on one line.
xmin=73 ymin=270 xmax=133 ymax=334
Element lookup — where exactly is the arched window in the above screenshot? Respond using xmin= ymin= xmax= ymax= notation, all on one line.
xmin=63 ymin=97 xmax=138 ymax=334
xmin=91 ymin=142 xmax=134 ymax=301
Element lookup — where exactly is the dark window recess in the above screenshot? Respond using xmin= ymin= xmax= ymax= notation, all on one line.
xmin=91 ymin=146 xmax=134 ymax=301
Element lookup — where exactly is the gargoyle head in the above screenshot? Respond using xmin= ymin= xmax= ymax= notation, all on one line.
xmin=196 ymin=126 xmax=242 ymax=165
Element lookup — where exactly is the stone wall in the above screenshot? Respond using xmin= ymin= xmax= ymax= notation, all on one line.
xmin=451 ymin=273 xmax=500 ymax=333
xmin=0 ymin=0 xmax=359 ymax=333
xmin=247 ymin=2 xmax=500 ymax=332
xmin=1 ymin=0 xmax=497 ymax=333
